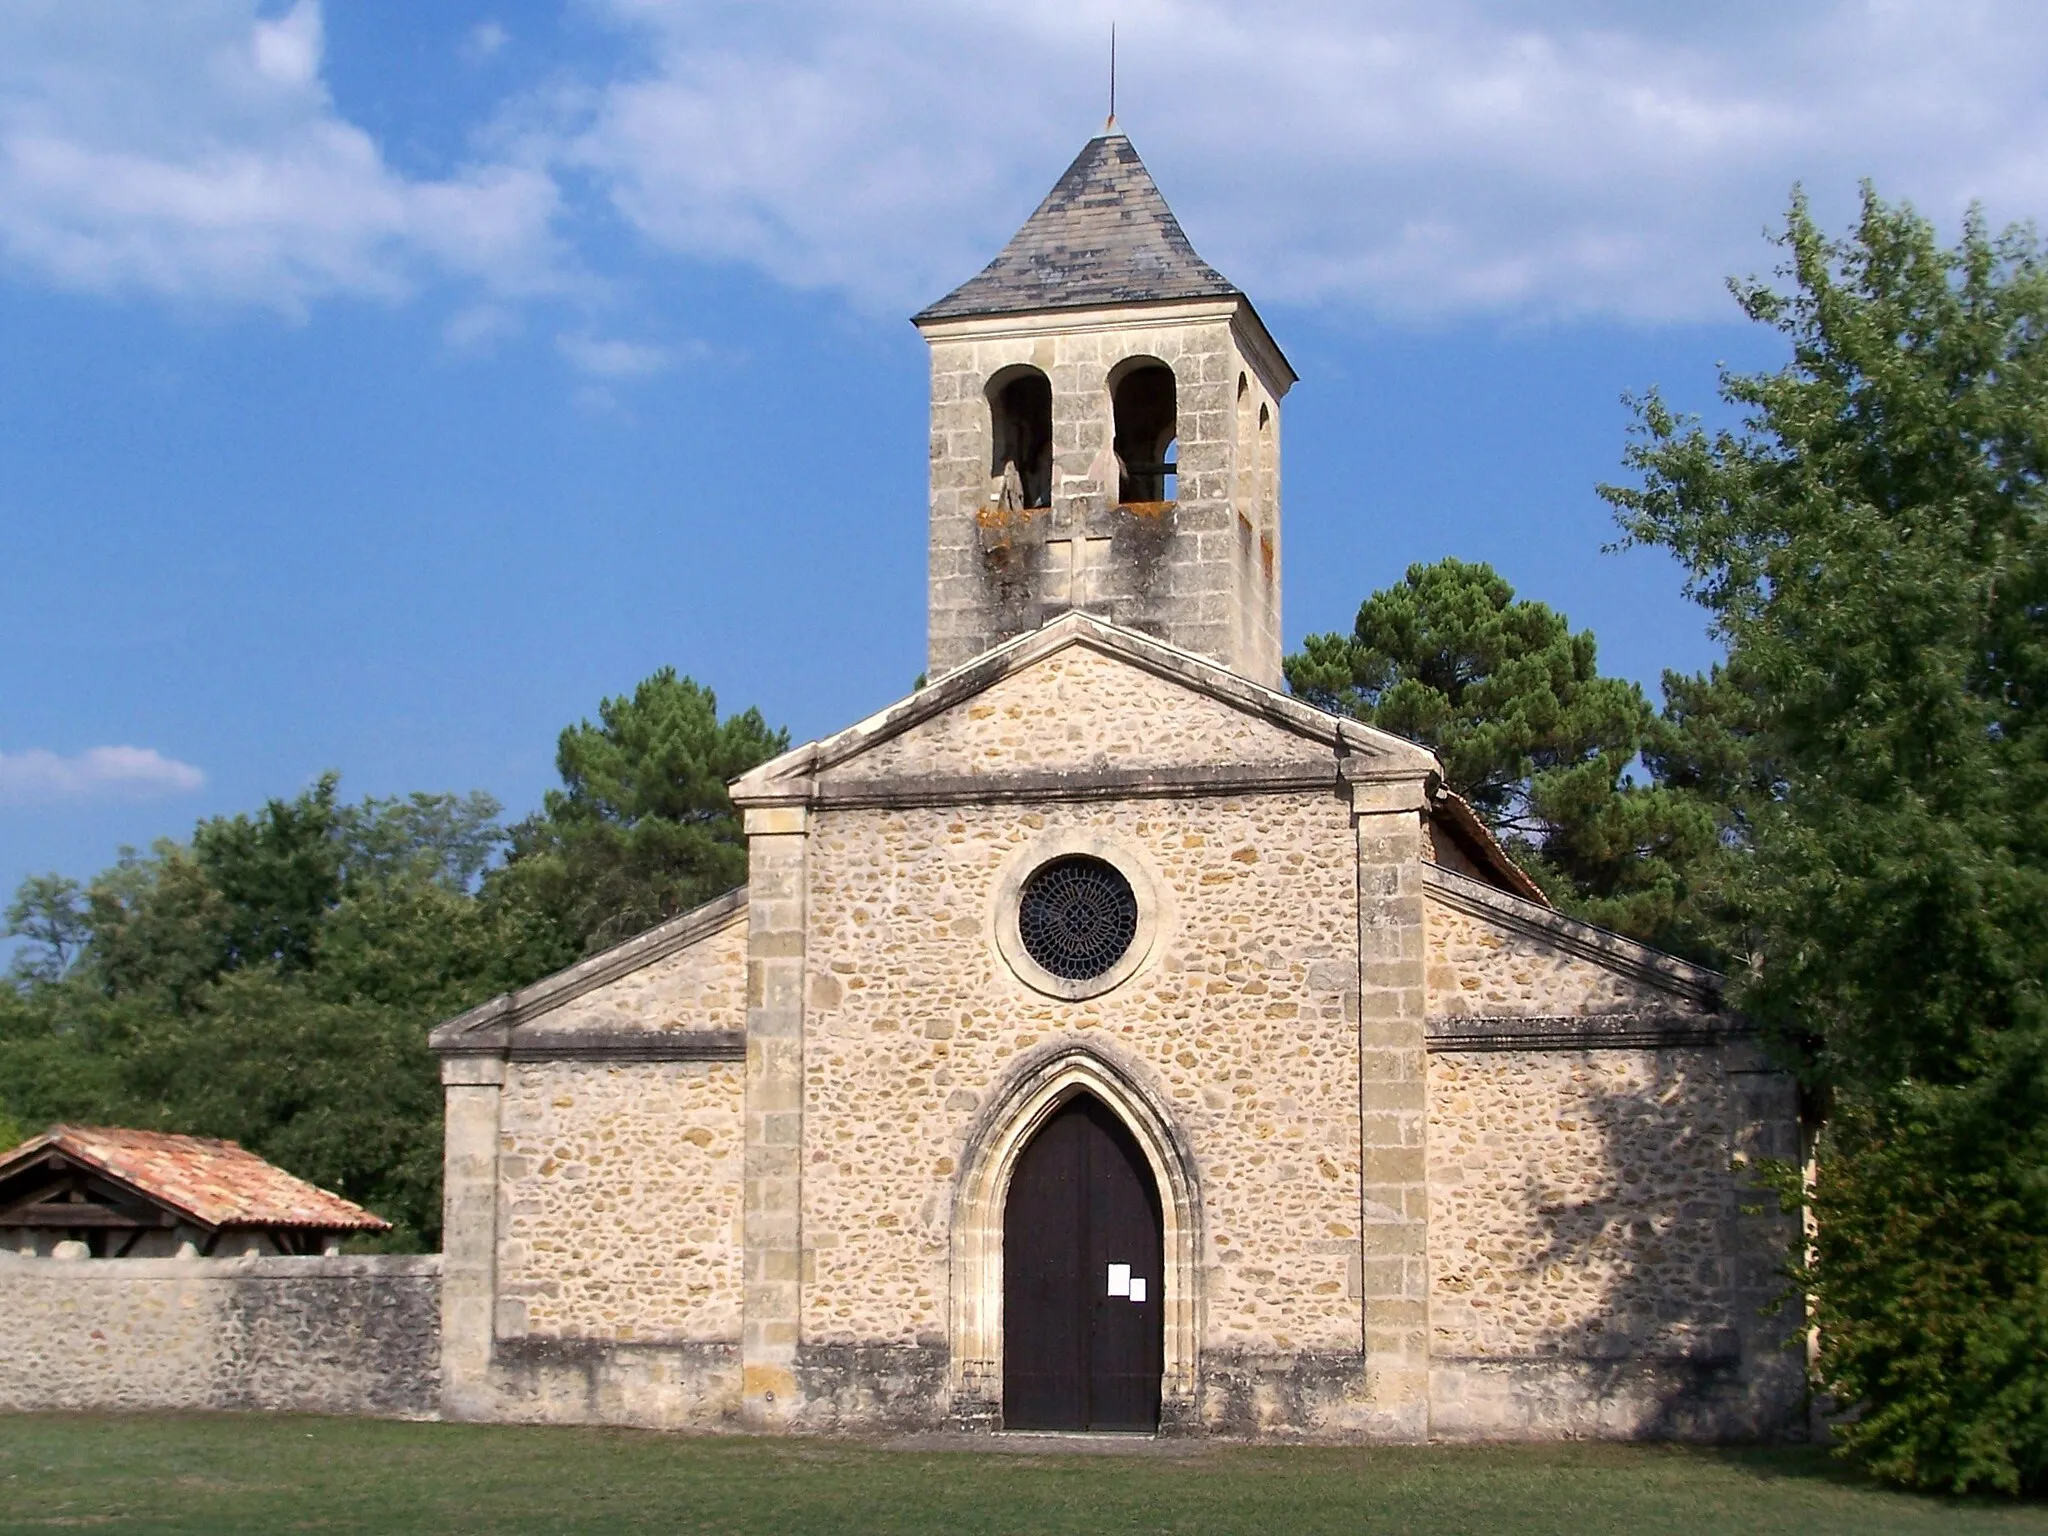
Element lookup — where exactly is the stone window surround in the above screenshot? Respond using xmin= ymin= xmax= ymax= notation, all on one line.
xmin=946 ymin=1041 xmax=1202 ymax=1428
xmin=989 ymin=829 xmax=1169 ymax=1002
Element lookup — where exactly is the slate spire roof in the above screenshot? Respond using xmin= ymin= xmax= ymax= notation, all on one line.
xmin=915 ymin=133 xmax=1240 ymax=323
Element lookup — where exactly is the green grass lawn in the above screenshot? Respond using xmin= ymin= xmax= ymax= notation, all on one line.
xmin=2 ymin=1414 xmax=2044 ymax=1535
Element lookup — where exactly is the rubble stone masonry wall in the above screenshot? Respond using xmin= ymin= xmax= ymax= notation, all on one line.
xmin=412 ymin=645 xmax=1803 ymax=1440
xmin=837 ymin=645 xmax=1329 ymax=784
xmin=0 ymin=1252 xmax=440 ymax=1416
xmin=535 ymin=915 xmax=747 ymax=1037
xmin=1425 ymin=1046 xmax=1802 ymax=1438
xmin=798 ymin=787 xmax=1364 ymax=1427
xmin=494 ymin=1061 xmax=744 ymax=1343
xmin=1421 ymin=894 xmax=1803 ymax=1438
xmin=1425 ymin=896 xmax=1713 ymax=1019
xmin=1429 ymin=1048 xmax=1752 ymax=1362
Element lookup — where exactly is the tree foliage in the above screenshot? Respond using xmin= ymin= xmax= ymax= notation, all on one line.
xmin=497 ymin=668 xmax=788 ymax=953
xmin=1792 ymin=1099 xmax=2048 ymax=1494
xmin=1286 ymin=557 xmax=1722 ymax=950
xmin=0 ymin=782 xmax=566 ymax=1247
xmin=1608 ymin=187 xmax=2048 ymax=1494
xmin=4 ymin=876 xmax=88 ymax=985
xmin=0 ymin=668 xmax=785 ymax=1249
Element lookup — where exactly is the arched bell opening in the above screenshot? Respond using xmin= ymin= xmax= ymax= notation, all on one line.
xmin=986 ymin=365 xmax=1053 ymax=510
xmin=1109 ymin=358 xmax=1178 ymax=504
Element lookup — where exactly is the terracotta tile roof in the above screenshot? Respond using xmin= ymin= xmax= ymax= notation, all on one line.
xmin=915 ymin=133 xmax=1239 ymax=323
xmin=0 ymin=1126 xmax=390 ymax=1232
xmin=1430 ymin=787 xmax=1553 ymax=906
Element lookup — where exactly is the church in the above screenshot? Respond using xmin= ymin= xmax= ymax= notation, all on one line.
xmin=429 ymin=130 xmax=1803 ymax=1441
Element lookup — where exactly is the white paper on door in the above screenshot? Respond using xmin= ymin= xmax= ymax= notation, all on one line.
xmin=1107 ymin=1263 xmax=1131 ymax=1297
xmin=1128 ymin=1277 xmax=1147 ymax=1303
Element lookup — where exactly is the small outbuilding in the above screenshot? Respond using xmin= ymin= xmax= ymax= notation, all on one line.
xmin=0 ymin=1126 xmax=390 ymax=1259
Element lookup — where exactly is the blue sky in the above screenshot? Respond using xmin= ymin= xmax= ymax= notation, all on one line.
xmin=4 ymin=0 xmax=2045 ymax=915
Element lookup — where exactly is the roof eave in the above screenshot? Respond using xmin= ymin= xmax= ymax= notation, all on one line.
xmin=913 ymin=291 xmax=1235 ymax=336
xmin=1426 ymin=787 xmax=1551 ymax=905
xmin=913 ymin=292 xmax=1294 ymax=398
xmin=911 ymin=277 xmax=1244 ymax=326
xmin=0 ymin=1130 xmax=391 ymax=1233
xmin=1229 ymin=295 xmax=1296 ymax=398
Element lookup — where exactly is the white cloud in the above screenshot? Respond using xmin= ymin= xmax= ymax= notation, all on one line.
xmin=251 ymin=2 xmax=320 ymax=88
xmin=444 ymin=301 xmax=522 ymax=351
xmin=0 ymin=747 xmax=206 ymax=805
xmin=557 ymin=330 xmax=673 ymax=378
xmin=462 ymin=21 xmax=509 ymax=66
xmin=563 ymin=0 xmax=2048 ymax=321
xmin=0 ymin=0 xmax=563 ymax=313
xmin=4 ymin=1 xmax=2044 ymax=327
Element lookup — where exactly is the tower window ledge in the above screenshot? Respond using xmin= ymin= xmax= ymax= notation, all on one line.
xmin=1116 ymin=500 xmax=1177 ymax=518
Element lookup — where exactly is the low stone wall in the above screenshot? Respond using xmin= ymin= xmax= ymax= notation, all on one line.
xmin=0 ymin=1252 xmax=441 ymax=1418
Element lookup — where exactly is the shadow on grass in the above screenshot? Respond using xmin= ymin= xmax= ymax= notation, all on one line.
xmin=1703 ymin=1443 xmax=2048 ymax=1515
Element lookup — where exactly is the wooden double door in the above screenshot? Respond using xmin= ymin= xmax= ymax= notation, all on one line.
xmin=1002 ymin=1093 xmax=1164 ymax=1431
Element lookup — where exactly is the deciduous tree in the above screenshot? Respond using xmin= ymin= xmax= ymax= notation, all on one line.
xmin=0 ymin=669 xmax=786 ymax=1246
xmin=1608 ymin=187 xmax=2048 ymax=1494
xmin=0 ymin=784 xmax=569 ymax=1247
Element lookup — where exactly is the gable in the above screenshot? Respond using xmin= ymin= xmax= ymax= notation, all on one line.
xmin=430 ymin=888 xmax=748 ymax=1057
xmin=0 ymin=1153 xmax=185 ymax=1238
xmin=1424 ymin=865 xmax=1721 ymax=1023
xmin=826 ymin=642 xmax=1334 ymax=787
xmin=731 ymin=616 xmax=1438 ymax=810
xmin=523 ymin=915 xmax=748 ymax=1039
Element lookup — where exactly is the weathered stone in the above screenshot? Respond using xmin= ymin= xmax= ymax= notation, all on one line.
xmin=916 ymin=142 xmax=1293 ymax=690
xmin=0 ymin=1253 xmax=439 ymax=1417
xmin=404 ymin=130 xmax=1803 ymax=1449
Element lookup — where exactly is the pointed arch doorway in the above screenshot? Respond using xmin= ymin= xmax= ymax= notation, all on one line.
xmin=1002 ymin=1092 xmax=1164 ymax=1431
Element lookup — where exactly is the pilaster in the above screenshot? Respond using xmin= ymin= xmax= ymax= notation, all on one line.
xmin=741 ymin=804 xmax=809 ymax=1428
xmin=437 ymin=1055 xmax=505 ymax=1420
xmin=1348 ymin=764 xmax=1432 ymax=1439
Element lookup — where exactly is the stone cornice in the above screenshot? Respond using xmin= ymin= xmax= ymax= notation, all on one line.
xmin=917 ymin=296 xmax=1294 ymax=397
xmin=1228 ymin=298 xmax=1297 ymax=397
xmin=914 ymin=296 xmax=1240 ymax=342
xmin=806 ymin=760 xmax=1341 ymax=811
xmin=912 ymin=296 xmax=1294 ymax=395
xmin=428 ymin=887 xmax=747 ymax=1056
xmin=1425 ymin=1013 xmax=1743 ymax=1053
xmin=505 ymin=1029 xmax=745 ymax=1064
xmin=1422 ymin=863 xmax=1723 ymax=1008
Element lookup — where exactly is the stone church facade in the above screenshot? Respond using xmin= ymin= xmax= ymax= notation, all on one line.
xmin=430 ymin=132 xmax=1802 ymax=1441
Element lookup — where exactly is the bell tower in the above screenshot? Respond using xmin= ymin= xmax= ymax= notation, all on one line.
xmin=913 ymin=131 xmax=1295 ymax=687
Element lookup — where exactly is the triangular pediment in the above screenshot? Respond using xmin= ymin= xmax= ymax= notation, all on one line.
xmin=1423 ymin=863 xmax=1726 ymax=1036
xmin=730 ymin=613 xmax=1438 ymax=805
xmin=429 ymin=887 xmax=748 ymax=1058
